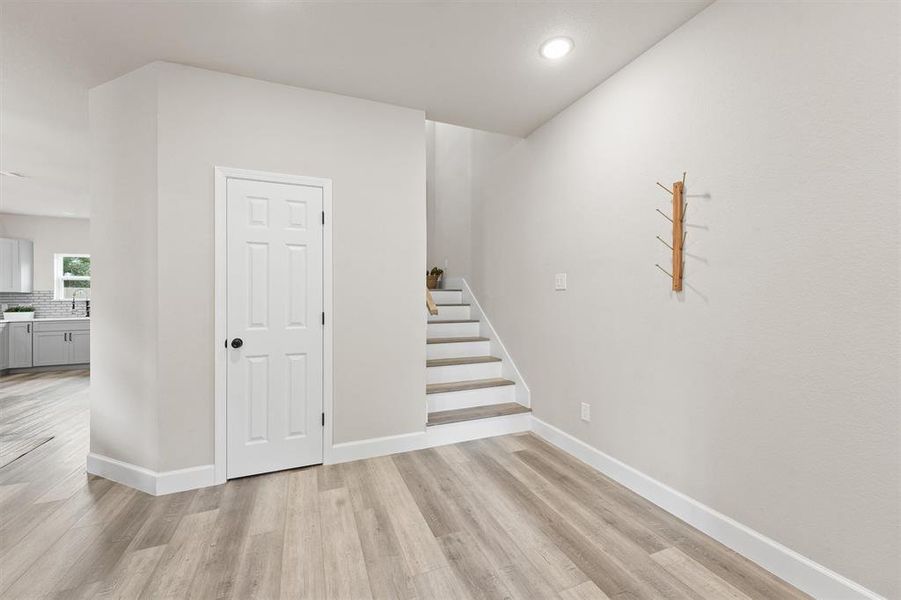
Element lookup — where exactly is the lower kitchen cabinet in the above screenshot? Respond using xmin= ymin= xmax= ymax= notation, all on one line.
xmin=9 ymin=322 xmax=33 ymax=368
xmin=69 ymin=330 xmax=90 ymax=364
xmin=33 ymin=331 xmax=70 ymax=366
xmin=0 ymin=323 xmax=8 ymax=370
xmin=32 ymin=320 xmax=90 ymax=367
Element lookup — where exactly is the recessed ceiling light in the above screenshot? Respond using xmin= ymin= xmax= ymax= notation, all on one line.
xmin=540 ymin=37 xmax=574 ymax=60
xmin=0 ymin=170 xmax=24 ymax=178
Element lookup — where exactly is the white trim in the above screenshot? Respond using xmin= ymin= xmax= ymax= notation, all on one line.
xmin=213 ymin=166 xmax=333 ymax=485
xmin=329 ymin=431 xmax=426 ymax=464
xmin=328 ymin=412 xmax=532 ymax=464
xmin=529 ymin=417 xmax=886 ymax=600
xmin=87 ymin=453 xmax=215 ymax=496
xmin=447 ymin=277 xmax=531 ymax=407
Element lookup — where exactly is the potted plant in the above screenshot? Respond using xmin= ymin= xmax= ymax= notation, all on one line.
xmin=3 ymin=306 xmax=35 ymax=321
xmin=426 ymin=267 xmax=444 ymax=290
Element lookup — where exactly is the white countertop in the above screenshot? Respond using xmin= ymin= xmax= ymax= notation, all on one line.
xmin=0 ymin=317 xmax=90 ymax=323
xmin=36 ymin=317 xmax=90 ymax=321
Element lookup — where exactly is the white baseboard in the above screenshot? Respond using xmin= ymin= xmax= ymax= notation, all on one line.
xmin=529 ymin=417 xmax=884 ymax=600
xmin=87 ymin=453 xmax=215 ymax=496
xmin=328 ymin=412 xmax=532 ymax=465
xmin=328 ymin=431 xmax=427 ymax=464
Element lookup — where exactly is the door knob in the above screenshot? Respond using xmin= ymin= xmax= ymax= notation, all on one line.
xmin=231 ymin=338 xmax=244 ymax=349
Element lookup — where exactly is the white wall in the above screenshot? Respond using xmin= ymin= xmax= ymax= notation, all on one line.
xmin=90 ymin=62 xmax=426 ymax=473
xmin=468 ymin=2 xmax=899 ymax=597
xmin=426 ymin=121 xmax=520 ymax=282
xmin=0 ymin=213 xmax=89 ymax=290
xmin=89 ymin=65 xmax=160 ymax=470
xmin=426 ymin=121 xmax=472 ymax=280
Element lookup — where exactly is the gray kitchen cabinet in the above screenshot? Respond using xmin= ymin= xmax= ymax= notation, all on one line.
xmin=8 ymin=322 xmax=33 ymax=368
xmin=0 ymin=237 xmax=34 ymax=293
xmin=0 ymin=323 xmax=8 ymax=370
xmin=33 ymin=331 xmax=70 ymax=367
xmin=69 ymin=330 xmax=90 ymax=364
xmin=32 ymin=320 xmax=90 ymax=367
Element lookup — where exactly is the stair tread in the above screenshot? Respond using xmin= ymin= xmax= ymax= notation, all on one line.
xmin=427 ymin=402 xmax=531 ymax=426
xmin=435 ymin=303 xmax=470 ymax=307
xmin=429 ymin=288 xmax=462 ymax=292
xmin=426 ymin=336 xmax=489 ymax=344
xmin=427 ymin=356 xmax=501 ymax=367
xmin=428 ymin=319 xmax=479 ymax=324
xmin=426 ymin=378 xmax=514 ymax=395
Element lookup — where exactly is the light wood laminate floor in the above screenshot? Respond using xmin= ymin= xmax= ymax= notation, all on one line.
xmin=0 ymin=370 xmax=809 ymax=599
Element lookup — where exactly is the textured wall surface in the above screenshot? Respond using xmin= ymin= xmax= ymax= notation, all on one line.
xmin=91 ymin=63 xmax=427 ymax=472
xmin=154 ymin=63 xmax=426 ymax=468
xmin=89 ymin=65 xmax=161 ymax=470
xmin=468 ymin=2 xmax=899 ymax=596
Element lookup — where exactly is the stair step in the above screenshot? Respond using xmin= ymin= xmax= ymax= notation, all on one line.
xmin=429 ymin=288 xmax=462 ymax=292
xmin=426 ymin=377 xmax=514 ymax=395
xmin=426 ymin=336 xmax=489 ymax=344
xmin=427 ymin=403 xmax=531 ymax=427
xmin=427 ymin=356 xmax=501 ymax=367
xmin=428 ymin=319 xmax=479 ymax=324
xmin=435 ymin=303 xmax=470 ymax=307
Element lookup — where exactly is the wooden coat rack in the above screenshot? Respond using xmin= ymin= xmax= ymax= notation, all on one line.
xmin=655 ymin=173 xmax=686 ymax=292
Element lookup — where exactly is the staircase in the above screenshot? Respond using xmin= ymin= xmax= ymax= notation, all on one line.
xmin=426 ymin=288 xmax=531 ymax=428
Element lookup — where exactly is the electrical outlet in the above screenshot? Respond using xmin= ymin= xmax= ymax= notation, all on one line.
xmin=555 ymin=272 xmax=567 ymax=291
xmin=581 ymin=402 xmax=591 ymax=422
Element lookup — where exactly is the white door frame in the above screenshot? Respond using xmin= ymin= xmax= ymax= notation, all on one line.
xmin=213 ymin=166 xmax=333 ymax=485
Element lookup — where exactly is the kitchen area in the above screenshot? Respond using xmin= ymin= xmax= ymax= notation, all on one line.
xmin=0 ymin=228 xmax=91 ymax=374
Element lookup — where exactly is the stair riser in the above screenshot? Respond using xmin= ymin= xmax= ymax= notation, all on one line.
xmin=426 ymin=322 xmax=480 ymax=338
xmin=428 ymin=290 xmax=463 ymax=304
xmin=426 ymin=362 xmax=503 ymax=384
xmin=429 ymin=305 xmax=471 ymax=320
xmin=426 ymin=341 xmax=490 ymax=360
xmin=427 ymin=385 xmax=515 ymax=412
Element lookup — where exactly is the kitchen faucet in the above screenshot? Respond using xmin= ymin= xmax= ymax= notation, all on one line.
xmin=71 ymin=290 xmax=90 ymax=318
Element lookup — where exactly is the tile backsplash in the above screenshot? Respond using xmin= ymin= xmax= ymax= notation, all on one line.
xmin=0 ymin=291 xmax=89 ymax=319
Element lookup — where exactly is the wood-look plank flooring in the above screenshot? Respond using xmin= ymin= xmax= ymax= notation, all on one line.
xmin=0 ymin=370 xmax=810 ymax=599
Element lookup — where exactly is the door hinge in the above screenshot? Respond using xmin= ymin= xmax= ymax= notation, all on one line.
xmin=321 ymin=211 xmax=325 ymax=226
xmin=321 ymin=311 xmax=325 ymax=325
xmin=321 ymin=412 xmax=325 ymax=427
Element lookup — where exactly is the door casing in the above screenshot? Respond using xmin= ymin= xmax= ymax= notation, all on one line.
xmin=214 ymin=166 xmax=333 ymax=484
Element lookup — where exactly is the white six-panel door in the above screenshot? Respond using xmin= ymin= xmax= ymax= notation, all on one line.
xmin=226 ymin=177 xmax=324 ymax=479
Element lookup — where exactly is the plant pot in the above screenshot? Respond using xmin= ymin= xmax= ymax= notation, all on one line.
xmin=3 ymin=311 xmax=34 ymax=321
xmin=426 ymin=274 xmax=441 ymax=290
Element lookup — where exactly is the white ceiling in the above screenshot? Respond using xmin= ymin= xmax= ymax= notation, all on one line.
xmin=0 ymin=0 xmax=710 ymax=218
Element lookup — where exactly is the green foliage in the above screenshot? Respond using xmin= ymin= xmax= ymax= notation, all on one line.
xmin=428 ymin=267 xmax=444 ymax=277
xmin=62 ymin=256 xmax=90 ymax=277
xmin=5 ymin=306 xmax=35 ymax=312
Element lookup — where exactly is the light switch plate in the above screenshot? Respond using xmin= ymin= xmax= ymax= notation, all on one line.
xmin=581 ymin=402 xmax=591 ymax=422
xmin=555 ymin=273 xmax=567 ymax=291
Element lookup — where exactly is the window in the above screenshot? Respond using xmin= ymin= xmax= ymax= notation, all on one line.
xmin=54 ymin=254 xmax=91 ymax=300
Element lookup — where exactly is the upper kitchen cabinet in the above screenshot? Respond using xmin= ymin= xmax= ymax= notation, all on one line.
xmin=0 ymin=238 xmax=34 ymax=293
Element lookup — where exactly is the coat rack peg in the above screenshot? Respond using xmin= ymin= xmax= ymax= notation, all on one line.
xmin=654 ymin=172 xmax=686 ymax=291
xmin=681 ymin=231 xmax=687 ymax=249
